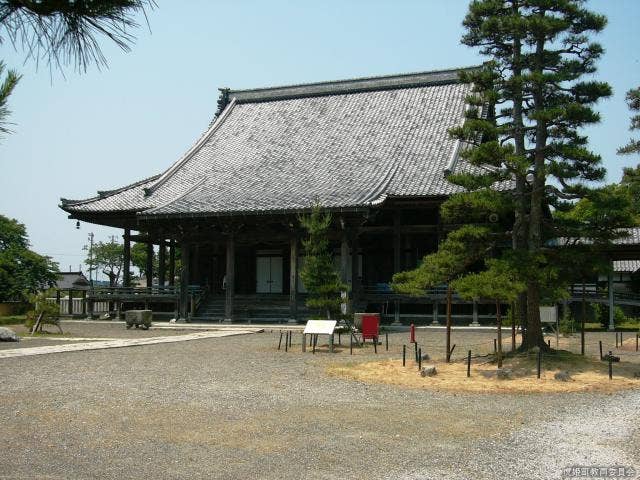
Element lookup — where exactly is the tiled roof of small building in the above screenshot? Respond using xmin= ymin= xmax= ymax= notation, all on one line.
xmin=613 ymin=227 xmax=640 ymax=245
xmin=55 ymin=272 xmax=90 ymax=290
xmin=61 ymin=67 xmax=508 ymax=217
xmin=613 ymin=260 xmax=640 ymax=273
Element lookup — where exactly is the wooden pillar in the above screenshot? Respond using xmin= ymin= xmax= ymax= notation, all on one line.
xmin=471 ymin=300 xmax=480 ymax=326
xmin=192 ymin=244 xmax=200 ymax=286
xmin=608 ymin=263 xmax=615 ymax=331
xmin=158 ymin=240 xmax=166 ymax=287
xmin=180 ymin=243 xmax=191 ymax=320
xmin=289 ymin=235 xmax=298 ymax=322
xmin=123 ymin=229 xmax=131 ymax=288
xmin=350 ymin=232 xmax=361 ymax=310
xmin=68 ymin=289 xmax=73 ymax=315
xmin=393 ymin=211 xmax=401 ymax=273
xmin=340 ymin=233 xmax=349 ymax=284
xmin=145 ymin=241 xmax=154 ymax=288
xmin=82 ymin=290 xmax=87 ymax=315
xmin=224 ymin=233 xmax=235 ymax=322
xmin=168 ymin=240 xmax=176 ymax=286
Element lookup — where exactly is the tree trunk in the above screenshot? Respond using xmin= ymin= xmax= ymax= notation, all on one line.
xmin=521 ymin=31 xmax=548 ymax=351
xmin=524 ymin=281 xmax=547 ymax=350
xmin=511 ymin=302 xmax=516 ymax=352
xmin=496 ymin=300 xmax=503 ymax=368
xmin=446 ymin=284 xmax=452 ymax=362
xmin=510 ymin=15 xmax=529 ymax=348
xmin=581 ymin=280 xmax=586 ymax=355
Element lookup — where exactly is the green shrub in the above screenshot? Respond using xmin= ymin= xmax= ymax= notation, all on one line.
xmin=24 ymin=293 xmax=60 ymax=330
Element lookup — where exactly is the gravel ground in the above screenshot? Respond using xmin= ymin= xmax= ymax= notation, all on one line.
xmin=0 ymin=328 xmax=638 ymax=480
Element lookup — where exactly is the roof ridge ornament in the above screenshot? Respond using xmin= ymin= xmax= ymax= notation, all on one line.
xmin=215 ymin=88 xmax=230 ymax=118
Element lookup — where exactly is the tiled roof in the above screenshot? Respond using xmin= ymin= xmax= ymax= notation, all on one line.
xmin=61 ymin=67 xmax=508 ymax=217
xmin=55 ymin=272 xmax=90 ymax=290
xmin=613 ymin=227 xmax=640 ymax=246
xmin=60 ymin=175 xmax=160 ymax=213
xmin=613 ymin=260 xmax=640 ymax=273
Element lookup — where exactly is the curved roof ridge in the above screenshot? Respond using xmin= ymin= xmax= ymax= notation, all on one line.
xmin=143 ymin=99 xmax=238 ymax=197
xmin=229 ymin=66 xmax=479 ymax=104
xmin=144 ymin=177 xmax=208 ymax=215
xmin=60 ymin=173 xmax=161 ymax=207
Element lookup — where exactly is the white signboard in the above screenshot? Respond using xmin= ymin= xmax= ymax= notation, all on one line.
xmin=303 ymin=320 xmax=337 ymax=335
xmin=539 ymin=305 xmax=558 ymax=324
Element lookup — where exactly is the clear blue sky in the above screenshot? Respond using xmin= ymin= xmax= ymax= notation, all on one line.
xmin=0 ymin=0 xmax=638 ymax=278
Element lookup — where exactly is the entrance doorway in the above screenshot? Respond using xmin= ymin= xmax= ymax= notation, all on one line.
xmin=256 ymin=256 xmax=283 ymax=293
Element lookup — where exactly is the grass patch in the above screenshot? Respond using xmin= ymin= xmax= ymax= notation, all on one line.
xmin=327 ymin=351 xmax=640 ymax=394
xmin=0 ymin=315 xmax=26 ymax=326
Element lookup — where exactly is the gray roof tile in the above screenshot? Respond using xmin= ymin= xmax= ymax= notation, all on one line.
xmin=61 ymin=67 xmax=507 ymax=217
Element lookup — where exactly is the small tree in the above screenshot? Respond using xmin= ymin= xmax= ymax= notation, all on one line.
xmin=130 ymin=242 xmax=157 ymax=278
xmin=25 ymin=292 xmax=60 ymax=332
xmin=0 ymin=214 xmax=58 ymax=301
xmin=452 ymin=259 xmax=525 ymax=367
xmin=299 ymin=204 xmax=346 ymax=319
xmin=392 ymin=225 xmax=492 ymax=362
xmin=89 ymin=240 xmax=123 ymax=286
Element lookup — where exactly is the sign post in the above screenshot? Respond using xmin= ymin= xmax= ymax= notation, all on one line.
xmin=303 ymin=320 xmax=338 ymax=353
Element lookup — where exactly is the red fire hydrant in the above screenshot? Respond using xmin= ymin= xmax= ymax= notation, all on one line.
xmin=410 ymin=323 xmax=416 ymax=343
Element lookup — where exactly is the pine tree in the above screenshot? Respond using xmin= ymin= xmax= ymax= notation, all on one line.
xmin=617 ymin=86 xmax=640 ymax=222
xmin=397 ymin=1 xmax=628 ymax=350
xmin=444 ymin=0 xmax=614 ymax=350
xmin=392 ymin=225 xmax=493 ymax=361
xmin=451 ymin=259 xmax=525 ymax=366
xmin=0 ymin=0 xmax=154 ymax=71
xmin=299 ymin=204 xmax=346 ymax=320
xmin=618 ymin=87 xmax=640 ymax=156
xmin=0 ymin=61 xmax=19 ymax=138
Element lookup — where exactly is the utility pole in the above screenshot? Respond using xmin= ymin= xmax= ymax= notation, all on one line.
xmin=83 ymin=232 xmax=95 ymax=287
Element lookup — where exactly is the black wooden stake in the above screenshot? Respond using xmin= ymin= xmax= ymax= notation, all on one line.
xmin=385 ymin=332 xmax=388 ymax=351
xmin=418 ymin=348 xmax=422 ymax=371
xmin=467 ymin=350 xmax=471 ymax=378
xmin=493 ymin=338 xmax=497 ymax=354
xmin=636 ymin=333 xmax=638 ymax=352
xmin=373 ymin=337 xmax=378 ymax=354
xmin=547 ymin=339 xmax=551 ymax=349
xmin=338 ymin=332 xmax=341 ymax=345
xmin=599 ymin=340 xmax=603 ymax=360
xmin=619 ymin=332 xmax=623 ymax=347
xmin=615 ymin=332 xmax=619 ymax=348
xmin=402 ymin=344 xmax=406 ymax=366
xmin=285 ymin=331 xmax=289 ymax=352
xmin=288 ymin=331 xmax=292 ymax=348
xmin=537 ymin=349 xmax=542 ymax=379
xmin=449 ymin=344 xmax=456 ymax=357
xmin=278 ymin=331 xmax=283 ymax=350
xmin=608 ymin=351 xmax=613 ymax=380
xmin=414 ymin=342 xmax=418 ymax=362
xmin=350 ymin=335 xmax=353 ymax=355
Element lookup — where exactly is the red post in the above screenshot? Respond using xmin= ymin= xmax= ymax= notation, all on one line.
xmin=410 ymin=323 xmax=416 ymax=344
